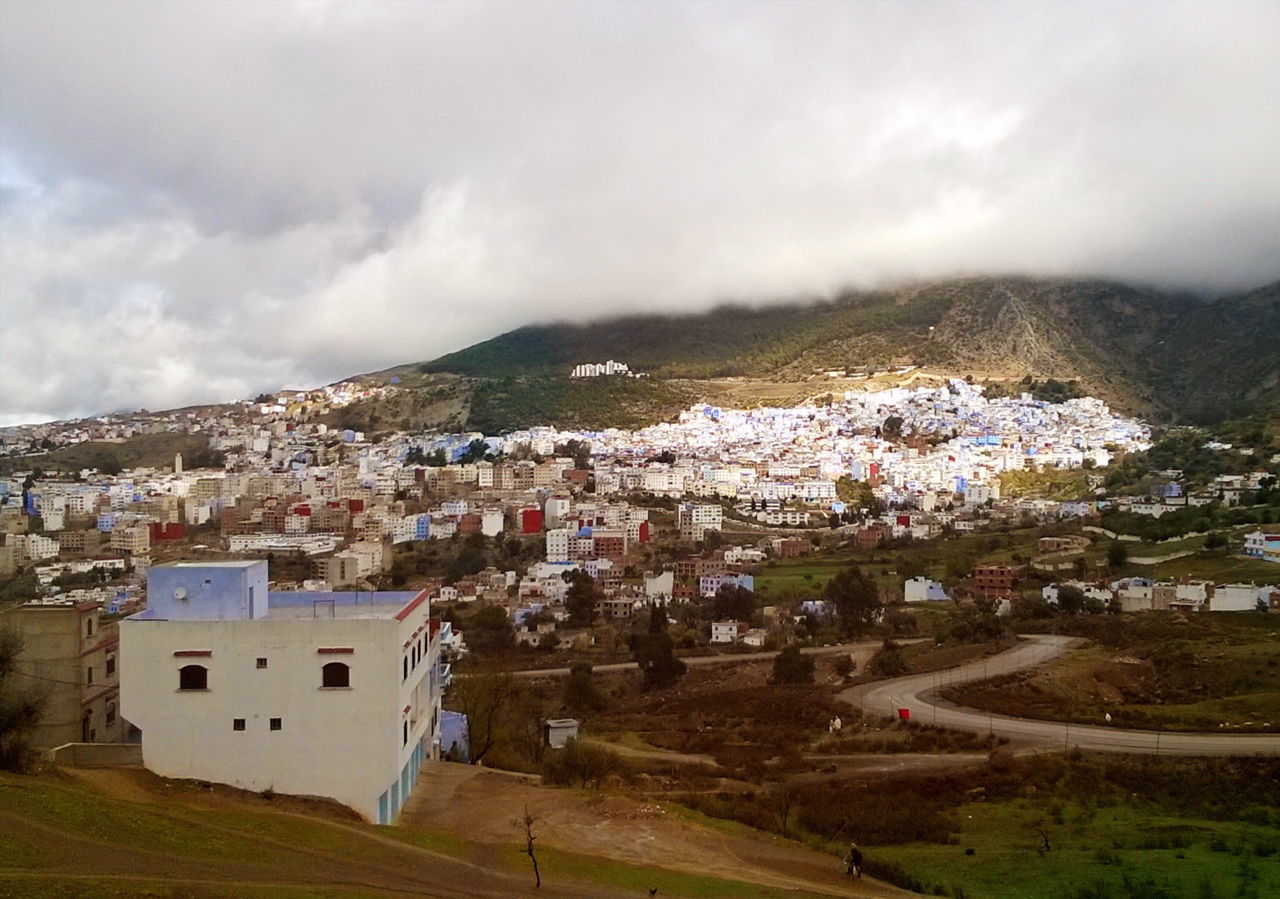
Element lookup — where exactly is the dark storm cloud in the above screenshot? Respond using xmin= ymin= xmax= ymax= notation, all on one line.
xmin=2 ymin=0 xmax=1278 ymax=424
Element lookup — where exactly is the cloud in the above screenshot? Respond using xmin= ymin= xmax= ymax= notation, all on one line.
xmin=2 ymin=0 xmax=1278 ymax=424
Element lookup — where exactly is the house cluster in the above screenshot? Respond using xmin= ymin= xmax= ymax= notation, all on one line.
xmin=1111 ymin=472 xmax=1272 ymax=517
xmin=490 ymin=380 xmax=1148 ymax=515
xmin=1042 ymin=577 xmax=1280 ymax=613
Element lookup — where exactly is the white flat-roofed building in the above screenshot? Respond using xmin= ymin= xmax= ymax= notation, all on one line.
xmin=120 ymin=560 xmax=446 ymax=825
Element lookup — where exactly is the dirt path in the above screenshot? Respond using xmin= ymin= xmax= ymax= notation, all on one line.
xmin=580 ymin=736 xmax=718 ymax=768
xmin=398 ymin=763 xmax=909 ymax=897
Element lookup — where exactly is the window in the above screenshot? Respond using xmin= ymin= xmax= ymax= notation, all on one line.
xmin=86 ymin=666 xmax=94 ymax=686
xmin=106 ymin=702 xmax=116 ymax=726
xmin=403 ymin=656 xmax=408 ymax=681
xmin=86 ymin=618 xmax=93 ymax=637
xmin=256 ymin=657 xmax=268 ymax=669
xmin=178 ymin=665 xmax=208 ymax=691
xmin=233 ymin=718 xmax=245 ymax=731
xmin=106 ymin=655 xmax=115 ymax=676
xmin=403 ymin=720 xmax=408 ymax=746
xmin=321 ymin=662 xmax=350 ymax=688
xmin=269 ymin=717 xmax=282 ymax=731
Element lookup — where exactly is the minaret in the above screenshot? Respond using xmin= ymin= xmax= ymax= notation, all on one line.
xmin=174 ymin=453 xmax=183 ymax=474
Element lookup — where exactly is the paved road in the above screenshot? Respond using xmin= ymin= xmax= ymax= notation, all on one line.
xmin=507 ymin=640 xmax=890 ymax=679
xmin=846 ymin=634 xmax=1280 ymax=756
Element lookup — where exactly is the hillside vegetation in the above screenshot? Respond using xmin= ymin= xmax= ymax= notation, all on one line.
xmin=406 ymin=276 xmax=1279 ymax=428
xmin=0 ymin=432 xmax=221 ymax=476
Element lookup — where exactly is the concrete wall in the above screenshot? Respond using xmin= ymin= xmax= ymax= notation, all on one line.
xmin=147 ymin=561 xmax=268 ymax=621
xmin=47 ymin=742 xmax=142 ymax=767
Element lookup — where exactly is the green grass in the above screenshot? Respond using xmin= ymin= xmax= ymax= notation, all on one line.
xmin=466 ymin=375 xmax=696 ymax=432
xmin=536 ymin=846 xmax=829 ymax=898
xmin=873 ymin=799 xmax=1280 ymax=899
xmin=1151 ymin=553 xmax=1280 ymax=583
xmin=0 ymin=879 xmax=380 ymax=898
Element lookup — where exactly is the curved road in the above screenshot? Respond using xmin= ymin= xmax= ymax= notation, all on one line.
xmin=845 ymin=635 xmax=1280 ymax=756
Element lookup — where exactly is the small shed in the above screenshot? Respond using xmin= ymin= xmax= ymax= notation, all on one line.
xmin=544 ymin=718 xmax=580 ymax=749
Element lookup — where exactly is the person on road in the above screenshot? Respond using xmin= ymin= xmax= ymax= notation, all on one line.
xmin=845 ymin=842 xmax=862 ymax=877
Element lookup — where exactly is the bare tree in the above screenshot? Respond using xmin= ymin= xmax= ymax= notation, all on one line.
xmin=449 ymin=672 xmax=515 ymax=765
xmin=765 ymin=783 xmax=797 ymax=837
xmin=0 ymin=626 xmax=46 ymax=772
xmin=515 ymin=804 xmax=541 ymax=888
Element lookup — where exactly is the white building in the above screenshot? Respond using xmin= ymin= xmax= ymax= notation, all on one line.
xmin=120 ymin=560 xmax=446 ymax=825
xmin=711 ymin=620 xmax=748 ymax=644
xmin=545 ymin=528 xmax=572 ymax=563
xmin=678 ymin=503 xmax=723 ymax=541
xmin=904 ymin=576 xmax=948 ymax=603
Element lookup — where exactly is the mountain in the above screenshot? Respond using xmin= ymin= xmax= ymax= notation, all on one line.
xmin=361 ymin=276 xmax=1279 ymax=432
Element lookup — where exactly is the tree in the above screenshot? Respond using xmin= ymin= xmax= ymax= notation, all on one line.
xmin=823 ymin=565 xmax=882 ymax=636
xmin=771 ymin=645 xmax=815 ymax=684
xmin=648 ymin=602 xmax=668 ymax=634
xmin=882 ymin=415 xmax=904 ymax=442
xmin=448 ymin=672 xmax=516 ymax=765
xmin=712 ymin=584 xmax=756 ymax=622
xmin=1204 ymin=532 xmax=1228 ymax=551
xmin=0 ymin=627 xmax=45 ymax=772
xmin=1055 ymin=584 xmax=1086 ymax=614
xmin=630 ymin=631 xmax=686 ymax=688
xmin=515 ymin=805 xmax=542 ymax=888
xmin=1107 ymin=541 xmax=1128 ymax=569
xmin=459 ymin=439 xmax=490 ymax=464
xmin=562 ymin=570 xmax=598 ymax=628
xmin=467 ymin=605 xmax=515 ymax=652
xmin=562 ymin=662 xmax=605 ymax=713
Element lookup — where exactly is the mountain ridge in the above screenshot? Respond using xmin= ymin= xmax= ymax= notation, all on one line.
xmin=391 ymin=275 xmax=1278 ymax=429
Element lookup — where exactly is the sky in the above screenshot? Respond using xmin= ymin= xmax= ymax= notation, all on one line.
xmin=2 ymin=1 xmax=1279 ymax=427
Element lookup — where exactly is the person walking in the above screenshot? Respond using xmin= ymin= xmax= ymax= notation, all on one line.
xmin=845 ymin=841 xmax=863 ymax=878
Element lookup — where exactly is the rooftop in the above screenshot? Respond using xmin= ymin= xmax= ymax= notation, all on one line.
xmin=266 ymin=591 xmax=424 ymax=621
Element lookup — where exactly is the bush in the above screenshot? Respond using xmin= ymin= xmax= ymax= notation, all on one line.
xmin=771 ymin=646 xmax=815 ymax=684
xmin=867 ymin=639 xmax=908 ymax=677
xmin=541 ymin=738 xmax=623 ymax=789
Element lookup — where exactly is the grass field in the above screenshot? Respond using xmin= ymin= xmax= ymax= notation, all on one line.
xmin=0 ymin=769 xmax=836 ymax=898
xmin=751 ymin=528 xmax=1048 ymax=601
xmin=1151 ymin=553 xmax=1280 ymax=583
xmin=874 ymin=799 xmax=1280 ymax=898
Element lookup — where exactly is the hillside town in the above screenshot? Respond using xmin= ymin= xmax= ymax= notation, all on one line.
xmin=2 ymin=377 xmax=1278 ymax=827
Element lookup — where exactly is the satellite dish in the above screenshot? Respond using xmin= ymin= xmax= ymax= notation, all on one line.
xmin=174 ymin=587 xmax=188 ymax=600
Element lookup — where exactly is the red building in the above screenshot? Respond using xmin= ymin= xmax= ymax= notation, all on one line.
xmin=148 ymin=522 xmax=185 ymax=542
xmin=972 ymin=565 xmax=1023 ymax=598
xmin=518 ymin=508 xmax=544 ymax=534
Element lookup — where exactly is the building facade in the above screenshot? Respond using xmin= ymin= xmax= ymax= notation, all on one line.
xmin=3 ymin=598 xmax=124 ymax=748
xmin=120 ymin=560 xmax=447 ymax=824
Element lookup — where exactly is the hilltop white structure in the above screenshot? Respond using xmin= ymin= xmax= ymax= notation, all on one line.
xmin=120 ymin=560 xmax=448 ymax=824
xmin=570 ymin=360 xmax=633 ymax=378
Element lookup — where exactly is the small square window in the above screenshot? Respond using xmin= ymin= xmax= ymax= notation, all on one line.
xmin=269 ymin=717 xmax=282 ymax=731
xmin=233 ymin=718 xmax=246 ymax=731
xmin=256 ymin=658 xmax=268 ymax=669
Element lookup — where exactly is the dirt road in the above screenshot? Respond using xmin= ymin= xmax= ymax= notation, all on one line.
xmin=399 ymin=762 xmax=909 ymax=897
